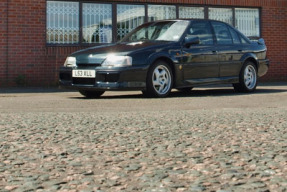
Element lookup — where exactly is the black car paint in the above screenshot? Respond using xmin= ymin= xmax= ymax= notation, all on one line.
xmin=59 ymin=19 xmax=269 ymax=91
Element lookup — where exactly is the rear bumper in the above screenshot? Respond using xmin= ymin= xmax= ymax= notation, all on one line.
xmin=59 ymin=66 xmax=147 ymax=91
xmin=258 ymin=59 xmax=269 ymax=77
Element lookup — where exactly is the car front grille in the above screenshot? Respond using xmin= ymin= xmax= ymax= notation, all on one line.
xmin=77 ymin=63 xmax=101 ymax=68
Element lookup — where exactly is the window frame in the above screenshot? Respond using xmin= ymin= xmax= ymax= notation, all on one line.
xmin=46 ymin=1 xmax=80 ymax=45
xmin=147 ymin=4 xmax=177 ymax=22
xmin=81 ymin=2 xmax=113 ymax=44
xmin=116 ymin=4 xmax=146 ymax=41
xmin=235 ymin=8 xmax=260 ymax=38
xmin=46 ymin=1 xmax=261 ymax=46
xmin=178 ymin=6 xmax=205 ymax=19
xmin=208 ymin=7 xmax=233 ymax=26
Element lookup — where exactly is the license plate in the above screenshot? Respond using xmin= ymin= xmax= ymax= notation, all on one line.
xmin=72 ymin=70 xmax=96 ymax=78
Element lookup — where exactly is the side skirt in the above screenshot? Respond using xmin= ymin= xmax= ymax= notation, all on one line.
xmin=184 ymin=76 xmax=239 ymax=87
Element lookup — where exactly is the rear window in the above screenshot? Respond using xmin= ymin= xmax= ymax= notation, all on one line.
xmin=229 ymin=27 xmax=241 ymax=44
xmin=239 ymin=34 xmax=249 ymax=44
xmin=211 ymin=21 xmax=233 ymax=45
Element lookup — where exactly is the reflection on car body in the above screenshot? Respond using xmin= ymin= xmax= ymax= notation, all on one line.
xmin=59 ymin=19 xmax=269 ymax=98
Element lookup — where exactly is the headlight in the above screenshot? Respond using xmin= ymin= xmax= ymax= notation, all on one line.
xmin=64 ymin=56 xmax=76 ymax=67
xmin=102 ymin=55 xmax=132 ymax=67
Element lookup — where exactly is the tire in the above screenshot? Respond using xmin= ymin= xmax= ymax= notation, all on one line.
xmin=79 ymin=90 xmax=105 ymax=98
xmin=144 ymin=60 xmax=173 ymax=98
xmin=233 ymin=61 xmax=257 ymax=93
xmin=177 ymin=87 xmax=193 ymax=93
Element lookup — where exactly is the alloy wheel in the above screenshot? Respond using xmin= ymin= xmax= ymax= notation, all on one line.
xmin=152 ymin=65 xmax=172 ymax=95
xmin=244 ymin=65 xmax=257 ymax=89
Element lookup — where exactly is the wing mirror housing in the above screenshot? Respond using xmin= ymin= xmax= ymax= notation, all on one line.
xmin=184 ymin=36 xmax=200 ymax=48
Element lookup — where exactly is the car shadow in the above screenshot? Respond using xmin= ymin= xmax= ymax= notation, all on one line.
xmin=70 ymin=87 xmax=287 ymax=100
xmin=0 ymin=87 xmax=72 ymax=94
xmin=170 ymin=87 xmax=287 ymax=98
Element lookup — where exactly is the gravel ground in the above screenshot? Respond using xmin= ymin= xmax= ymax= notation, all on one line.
xmin=0 ymin=84 xmax=286 ymax=192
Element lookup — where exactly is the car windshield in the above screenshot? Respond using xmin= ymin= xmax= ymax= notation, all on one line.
xmin=120 ymin=20 xmax=190 ymax=43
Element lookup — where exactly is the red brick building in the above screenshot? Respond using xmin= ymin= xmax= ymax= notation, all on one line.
xmin=0 ymin=0 xmax=286 ymax=87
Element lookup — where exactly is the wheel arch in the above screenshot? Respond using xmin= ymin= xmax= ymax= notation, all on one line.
xmin=233 ymin=58 xmax=258 ymax=93
xmin=240 ymin=53 xmax=259 ymax=71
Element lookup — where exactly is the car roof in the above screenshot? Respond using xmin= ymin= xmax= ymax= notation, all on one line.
xmin=145 ymin=19 xmax=236 ymax=28
xmin=146 ymin=19 xmax=252 ymax=43
xmin=148 ymin=18 xmax=226 ymax=23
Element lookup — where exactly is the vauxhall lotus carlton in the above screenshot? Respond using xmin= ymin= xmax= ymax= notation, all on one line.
xmin=59 ymin=19 xmax=269 ymax=98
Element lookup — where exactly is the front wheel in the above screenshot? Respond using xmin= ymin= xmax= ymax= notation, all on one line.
xmin=233 ymin=61 xmax=257 ymax=92
xmin=79 ymin=90 xmax=105 ymax=98
xmin=144 ymin=61 xmax=173 ymax=98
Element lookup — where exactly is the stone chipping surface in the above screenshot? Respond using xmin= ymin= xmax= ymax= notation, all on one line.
xmin=0 ymin=86 xmax=286 ymax=192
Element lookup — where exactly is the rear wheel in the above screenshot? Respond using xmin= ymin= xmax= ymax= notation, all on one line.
xmin=144 ymin=60 xmax=173 ymax=98
xmin=233 ymin=61 xmax=257 ymax=92
xmin=79 ymin=90 xmax=105 ymax=98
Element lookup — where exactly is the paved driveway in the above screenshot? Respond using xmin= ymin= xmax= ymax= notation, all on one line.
xmin=0 ymin=84 xmax=286 ymax=191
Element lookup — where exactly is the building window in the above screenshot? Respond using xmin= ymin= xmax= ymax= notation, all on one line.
xmin=82 ymin=3 xmax=112 ymax=43
xmin=209 ymin=8 xmax=233 ymax=25
xmin=117 ymin=4 xmax=145 ymax=41
xmin=179 ymin=7 xmax=204 ymax=19
xmin=148 ymin=5 xmax=176 ymax=21
xmin=235 ymin=8 xmax=260 ymax=37
xmin=46 ymin=1 xmax=261 ymax=45
xmin=46 ymin=1 xmax=79 ymax=44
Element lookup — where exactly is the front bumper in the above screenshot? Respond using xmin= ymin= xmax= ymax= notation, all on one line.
xmin=59 ymin=66 xmax=147 ymax=91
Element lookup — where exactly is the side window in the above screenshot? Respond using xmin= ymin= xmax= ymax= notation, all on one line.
xmin=229 ymin=27 xmax=241 ymax=44
xmin=211 ymin=21 xmax=233 ymax=45
xmin=187 ymin=21 xmax=214 ymax=45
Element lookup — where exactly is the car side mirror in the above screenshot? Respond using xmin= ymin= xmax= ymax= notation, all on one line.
xmin=184 ymin=36 xmax=200 ymax=48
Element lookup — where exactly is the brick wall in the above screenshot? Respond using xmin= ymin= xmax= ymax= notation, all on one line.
xmin=261 ymin=5 xmax=287 ymax=81
xmin=0 ymin=0 xmax=286 ymax=87
xmin=4 ymin=0 xmax=48 ymax=86
xmin=0 ymin=1 xmax=8 ymax=87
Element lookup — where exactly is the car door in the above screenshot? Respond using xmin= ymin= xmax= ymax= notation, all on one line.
xmin=211 ymin=21 xmax=243 ymax=77
xmin=181 ymin=21 xmax=219 ymax=81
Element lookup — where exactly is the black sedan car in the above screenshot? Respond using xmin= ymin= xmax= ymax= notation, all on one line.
xmin=59 ymin=19 xmax=269 ymax=98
